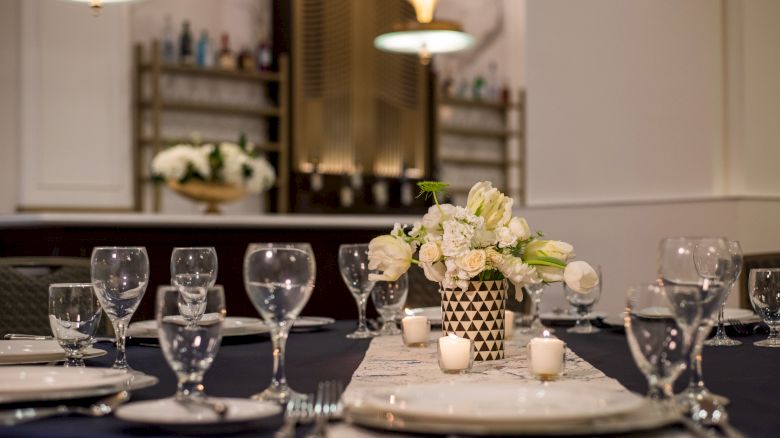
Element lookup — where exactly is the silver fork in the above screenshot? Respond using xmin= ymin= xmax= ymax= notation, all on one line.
xmin=306 ymin=381 xmax=344 ymax=438
xmin=0 ymin=391 xmax=130 ymax=426
xmin=727 ymin=319 xmax=750 ymax=336
xmin=275 ymin=395 xmax=313 ymax=438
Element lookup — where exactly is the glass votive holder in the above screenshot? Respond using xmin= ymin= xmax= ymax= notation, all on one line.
xmin=401 ymin=315 xmax=430 ymax=347
xmin=437 ymin=333 xmax=474 ymax=374
xmin=505 ymin=310 xmax=516 ymax=340
xmin=527 ymin=330 xmax=566 ymax=382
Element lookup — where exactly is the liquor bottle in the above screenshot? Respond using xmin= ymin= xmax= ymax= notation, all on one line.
xmin=400 ymin=164 xmax=413 ymax=207
xmin=217 ymin=33 xmax=236 ymax=70
xmin=472 ymin=75 xmax=485 ymax=101
xmin=256 ymin=39 xmax=273 ymax=71
xmin=179 ymin=20 xmax=194 ymax=65
xmin=161 ymin=15 xmax=176 ymax=64
xmin=238 ymin=47 xmax=254 ymax=71
xmin=339 ymin=173 xmax=354 ymax=208
xmin=487 ymin=62 xmax=499 ymax=102
xmin=196 ymin=30 xmax=210 ymax=68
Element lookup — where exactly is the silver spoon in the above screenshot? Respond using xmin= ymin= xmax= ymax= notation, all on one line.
xmin=0 ymin=391 xmax=130 ymax=426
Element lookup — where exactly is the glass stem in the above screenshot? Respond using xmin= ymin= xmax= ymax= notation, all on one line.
xmin=531 ymin=296 xmax=541 ymax=328
xmin=270 ymin=327 xmax=290 ymax=389
xmin=714 ymin=304 xmax=726 ymax=339
xmin=112 ymin=320 xmax=128 ymax=370
xmin=690 ymin=326 xmax=706 ymax=390
xmin=176 ymin=378 xmax=203 ymax=400
xmin=356 ymin=295 xmax=369 ymax=331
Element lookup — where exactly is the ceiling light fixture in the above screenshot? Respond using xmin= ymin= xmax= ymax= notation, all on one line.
xmin=374 ymin=0 xmax=474 ymax=64
xmin=68 ymin=0 xmax=139 ymax=16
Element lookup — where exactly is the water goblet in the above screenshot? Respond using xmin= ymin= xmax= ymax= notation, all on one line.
xmin=520 ymin=283 xmax=552 ymax=335
xmin=704 ymin=241 xmax=743 ymax=347
xmin=91 ymin=246 xmax=149 ymax=371
xmin=625 ymin=284 xmax=687 ymax=401
xmin=748 ymin=268 xmax=780 ymax=347
xmin=338 ymin=244 xmax=378 ymax=339
xmin=244 ymin=247 xmax=315 ymax=403
xmin=564 ymin=265 xmax=602 ymax=334
xmin=157 ymin=285 xmax=225 ymax=402
xmin=171 ymin=247 xmax=218 ymax=289
xmin=48 ymin=283 xmax=102 ymax=367
xmin=370 ymin=273 xmax=408 ymax=336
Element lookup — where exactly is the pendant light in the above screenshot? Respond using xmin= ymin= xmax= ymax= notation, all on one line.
xmin=67 ymin=0 xmax=139 ymax=16
xmin=374 ymin=0 xmax=474 ymax=64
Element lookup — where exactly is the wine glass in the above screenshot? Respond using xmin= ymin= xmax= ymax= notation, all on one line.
xmin=338 ymin=244 xmax=378 ymax=339
xmin=658 ymin=237 xmax=731 ymax=417
xmin=244 ymin=247 xmax=315 ymax=403
xmin=748 ymin=268 xmax=780 ymax=347
xmin=171 ymin=247 xmax=218 ymax=289
xmin=625 ymin=284 xmax=687 ymax=401
xmin=520 ymin=283 xmax=552 ymax=335
xmin=48 ymin=283 xmax=102 ymax=367
xmin=564 ymin=265 xmax=602 ymax=334
xmin=91 ymin=246 xmax=149 ymax=371
xmin=704 ymin=241 xmax=743 ymax=346
xmin=370 ymin=273 xmax=408 ymax=336
xmin=157 ymin=285 xmax=225 ymax=401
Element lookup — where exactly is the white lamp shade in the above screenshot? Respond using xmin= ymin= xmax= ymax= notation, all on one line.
xmin=374 ymin=29 xmax=474 ymax=55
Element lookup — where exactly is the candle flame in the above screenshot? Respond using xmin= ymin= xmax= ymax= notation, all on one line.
xmin=404 ymin=308 xmax=415 ymax=316
xmin=542 ymin=330 xmax=551 ymax=337
xmin=447 ymin=333 xmax=459 ymax=340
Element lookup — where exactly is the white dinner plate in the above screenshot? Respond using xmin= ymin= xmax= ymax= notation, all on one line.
xmin=603 ymin=308 xmax=760 ymax=327
xmin=128 ymin=316 xmax=270 ymax=339
xmin=291 ymin=316 xmax=336 ymax=330
xmin=540 ymin=311 xmax=607 ymax=322
xmin=354 ymin=382 xmax=644 ymax=424
xmin=0 ymin=340 xmax=107 ymax=365
xmin=0 ymin=366 xmax=131 ymax=394
xmin=407 ymin=307 xmax=442 ymax=325
xmin=0 ymin=371 xmax=158 ymax=405
xmin=116 ymin=397 xmax=281 ymax=426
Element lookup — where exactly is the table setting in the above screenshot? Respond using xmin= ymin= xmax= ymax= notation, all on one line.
xmin=1 ymin=180 xmax=779 ymax=437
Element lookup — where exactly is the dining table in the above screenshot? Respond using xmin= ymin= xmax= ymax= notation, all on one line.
xmin=0 ymin=320 xmax=777 ymax=438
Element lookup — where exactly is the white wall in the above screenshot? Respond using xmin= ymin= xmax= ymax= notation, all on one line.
xmin=0 ymin=0 xmax=20 ymax=214
xmin=525 ymin=0 xmax=725 ymax=206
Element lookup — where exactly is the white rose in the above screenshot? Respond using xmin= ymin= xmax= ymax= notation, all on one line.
xmin=524 ymin=240 xmax=574 ymax=262
xmin=455 ymin=249 xmax=486 ymax=278
xmin=418 ymin=242 xmax=442 ymax=263
xmin=536 ymin=266 xmax=564 ymax=282
xmin=367 ymin=235 xmax=412 ymax=281
xmin=495 ymin=226 xmax=517 ymax=248
xmin=508 ymin=217 xmax=531 ymax=241
xmin=421 ymin=262 xmax=446 ymax=283
xmin=564 ymin=261 xmax=600 ymax=293
xmin=466 ymin=181 xmax=513 ymax=230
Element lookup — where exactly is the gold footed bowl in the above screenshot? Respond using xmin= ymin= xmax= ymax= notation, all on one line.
xmin=167 ymin=180 xmax=246 ymax=214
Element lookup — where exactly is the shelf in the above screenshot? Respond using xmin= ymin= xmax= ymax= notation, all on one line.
xmin=140 ymin=63 xmax=281 ymax=83
xmin=440 ymin=97 xmax=508 ymax=111
xmin=140 ymin=138 xmax=279 ymax=152
xmin=439 ymin=126 xmax=517 ymax=139
xmin=439 ymin=157 xmax=521 ymax=167
xmin=140 ymin=100 xmax=279 ymax=118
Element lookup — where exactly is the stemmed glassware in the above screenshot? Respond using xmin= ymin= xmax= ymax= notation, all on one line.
xmin=244 ymin=246 xmax=315 ymax=403
xmin=748 ymin=268 xmax=780 ymax=347
xmin=171 ymin=247 xmax=218 ymax=289
xmin=657 ymin=237 xmax=731 ymax=417
xmin=520 ymin=283 xmax=552 ymax=335
xmin=48 ymin=283 xmax=103 ymax=367
xmin=370 ymin=273 xmax=408 ymax=336
xmin=338 ymin=244 xmax=378 ymax=339
xmin=91 ymin=246 xmax=149 ymax=371
xmin=704 ymin=241 xmax=743 ymax=347
xmin=564 ymin=265 xmax=602 ymax=334
xmin=625 ymin=283 xmax=687 ymax=400
xmin=157 ymin=285 xmax=225 ymax=402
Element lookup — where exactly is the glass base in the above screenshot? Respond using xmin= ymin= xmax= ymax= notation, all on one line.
xmin=251 ymin=385 xmax=309 ymax=404
xmin=704 ymin=335 xmax=741 ymax=347
xmin=674 ymin=387 xmax=730 ymax=411
xmin=754 ymin=338 xmax=780 ymax=347
xmin=377 ymin=322 xmax=401 ymax=336
xmin=567 ymin=324 xmax=600 ymax=334
xmin=346 ymin=328 xmax=377 ymax=339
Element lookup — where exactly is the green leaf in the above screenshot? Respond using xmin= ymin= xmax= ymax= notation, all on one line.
xmin=525 ymin=256 xmax=567 ymax=269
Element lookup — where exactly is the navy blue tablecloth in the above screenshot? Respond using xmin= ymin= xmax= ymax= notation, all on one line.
xmin=1 ymin=321 xmax=777 ymax=437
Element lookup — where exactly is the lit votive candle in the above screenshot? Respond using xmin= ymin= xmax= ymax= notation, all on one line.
xmin=401 ymin=315 xmax=430 ymax=347
xmin=527 ymin=330 xmax=566 ymax=381
xmin=437 ymin=333 xmax=473 ymax=373
xmin=505 ymin=310 xmax=515 ymax=340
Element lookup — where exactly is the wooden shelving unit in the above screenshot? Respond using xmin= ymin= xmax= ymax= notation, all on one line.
xmin=434 ymin=88 xmax=526 ymax=204
xmin=132 ymin=41 xmax=290 ymax=213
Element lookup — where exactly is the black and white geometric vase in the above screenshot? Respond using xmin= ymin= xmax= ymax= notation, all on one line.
xmin=441 ymin=279 xmax=508 ymax=361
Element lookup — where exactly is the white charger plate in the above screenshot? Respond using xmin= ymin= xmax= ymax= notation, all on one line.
xmin=354 ymin=382 xmax=644 ymax=424
xmin=128 ymin=317 xmax=270 ymax=339
xmin=291 ymin=316 xmax=336 ymax=330
xmin=407 ymin=307 xmax=442 ymax=325
xmin=540 ymin=311 xmax=608 ymax=322
xmin=116 ymin=397 xmax=281 ymax=426
xmin=0 ymin=340 xmax=107 ymax=365
xmin=603 ymin=307 xmax=760 ymax=327
xmin=0 ymin=366 xmax=131 ymax=393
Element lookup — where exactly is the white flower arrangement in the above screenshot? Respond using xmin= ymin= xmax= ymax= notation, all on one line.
xmin=367 ymin=181 xmax=599 ymax=300
xmin=151 ymin=137 xmax=276 ymax=194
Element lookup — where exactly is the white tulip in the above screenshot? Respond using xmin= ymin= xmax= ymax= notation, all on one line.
xmin=466 ymin=181 xmax=513 ymax=230
xmin=367 ymin=235 xmax=412 ymax=281
xmin=563 ymin=261 xmax=600 ymax=294
xmin=418 ymin=242 xmax=442 ymax=263
xmin=536 ymin=266 xmax=565 ymax=282
xmin=421 ymin=262 xmax=446 ymax=282
xmin=524 ymin=240 xmax=574 ymax=262
xmin=508 ymin=217 xmax=531 ymax=241
xmin=498 ymin=256 xmax=539 ymax=288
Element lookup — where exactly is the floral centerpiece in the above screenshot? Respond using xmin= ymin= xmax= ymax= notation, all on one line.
xmin=368 ymin=181 xmax=599 ymax=360
xmin=151 ymin=135 xmax=276 ymax=213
